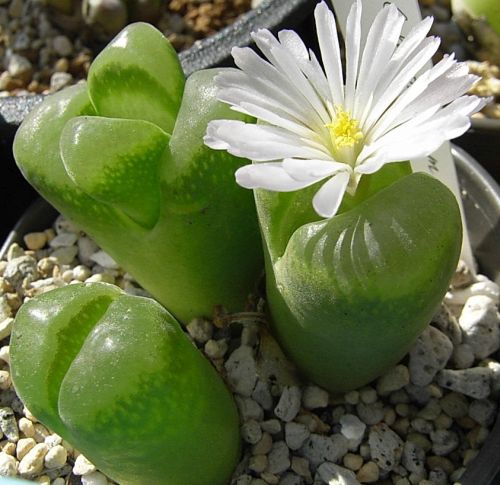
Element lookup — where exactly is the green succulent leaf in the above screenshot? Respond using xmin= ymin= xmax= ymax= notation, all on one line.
xmin=11 ymin=283 xmax=240 ymax=485
xmin=87 ymin=22 xmax=185 ymax=134
xmin=264 ymin=172 xmax=462 ymax=392
xmin=60 ymin=116 xmax=169 ymax=229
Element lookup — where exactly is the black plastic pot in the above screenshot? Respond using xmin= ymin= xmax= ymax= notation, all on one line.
xmin=1 ymin=146 xmax=500 ymax=483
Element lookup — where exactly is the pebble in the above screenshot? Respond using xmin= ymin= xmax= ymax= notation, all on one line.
xmin=48 ymin=232 xmax=78 ymax=248
xmin=340 ymin=414 xmax=366 ymax=443
xmin=284 ymin=422 xmax=310 ymax=450
xmin=436 ymin=367 xmax=492 ymax=399
xmin=317 ymin=462 xmax=361 ymax=485
xmin=440 ymin=392 xmax=469 ymax=418
xmin=343 ymin=453 xmax=363 ymax=471
xmin=241 ymin=420 xmax=262 ymax=445
xmin=81 ymin=471 xmax=108 ymax=485
xmin=50 ymin=246 xmax=78 ymax=265
xmin=0 ymin=317 xmax=13 ymax=340
xmin=376 ymin=365 xmax=410 ymax=396
xmin=23 ymin=232 xmax=47 ymax=251
xmin=16 ymin=437 xmax=35 ymax=460
xmin=18 ymin=443 xmax=48 ymax=477
xmin=186 ymin=317 xmax=213 ymax=343
xmin=89 ymin=250 xmax=119 ymax=270
xmin=267 ymin=440 xmax=290 ymax=474
xmin=0 ymin=451 xmax=18 ymax=475
xmin=72 ymin=454 xmax=96 ymax=475
xmin=225 ymin=346 xmax=257 ymax=397
xmin=248 ymin=454 xmax=267 ymax=473
xmin=52 ymin=35 xmax=73 ymax=57
xmin=235 ymin=396 xmax=264 ymax=422
xmin=408 ymin=326 xmax=453 ymax=386
xmin=274 ymin=386 xmax=301 ymax=422
xmin=368 ymin=423 xmax=404 ymax=471
xmin=43 ymin=444 xmax=67 ymax=468
xmin=300 ymin=433 xmax=348 ymax=468
xmin=459 ymin=295 xmax=500 ymax=359
xmin=302 ymin=385 xmax=329 ymax=409
xmin=401 ymin=441 xmax=425 ymax=475
xmin=356 ymin=461 xmax=380 ymax=483
xmin=468 ymin=399 xmax=497 ymax=426
xmin=0 ymin=407 xmax=19 ymax=442
xmin=430 ymin=429 xmax=459 ymax=455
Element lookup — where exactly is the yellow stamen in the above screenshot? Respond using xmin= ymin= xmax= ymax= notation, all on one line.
xmin=326 ymin=107 xmax=363 ymax=150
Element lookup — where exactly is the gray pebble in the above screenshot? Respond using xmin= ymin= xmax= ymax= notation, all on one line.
xmin=356 ymin=401 xmax=384 ymax=425
xmin=431 ymin=304 xmax=462 ymax=345
xmin=278 ymin=473 xmax=302 ymax=485
xmin=401 ymin=441 xmax=425 ymax=475
xmin=7 ymin=53 xmax=31 ymax=79
xmin=267 ymin=440 xmax=290 ymax=474
xmin=368 ymin=423 xmax=404 ymax=471
xmin=410 ymin=418 xmax=433 ymax=434
xmin=4 ymin=255 xmax=39 ymax=289
xmin=0 ymin=407 xmax=19 ymax=442
xmin=225 ymin=346 xmax=257 ymax=397
xmin=452 ymin=343 xmax=475 ymax=369
xmin=430 ymin=429 xmax=459 ymax=455
xmin=235 ymin=396 xmax=264 ymax=422
xmin=261 ymin=419 xmax=281 ymax=435
xmin=52 ymin=35 xmax=73 ymax=57
xmin=302 ymin=385 xmax=329 ymax=410
xmin=50 ymin=246 xmax=78 ymax=265
xmin=49 ymin=72 xmax=73 ymax=92
xmin=300 ymin=433 xmax=348 ymax=468
xmin=274 ymin=386 xmax=301 ymax=422
xmin=241 ymin=420 xmax=262 ymax=445
xmin=436 ymin=367 xmax=491 ymax=399
xmin=428 ymin=468 xmax=448 ymax=485
xmin=440 ymin=392 xmax=469 ymax=418
xmin=49 ymin=232 xmax=78 ymax=248
xmin=376 ymin=365 xmax=410 ymax=396
xmin=285 ymin=422 xmax=310 ymax=450
xmin=339 ymin=414 xmax=366 ymax=442
xmin=252 ymin=380 xmax=273 ymax=411
xmin=408 ymin=326 xmax=453 ymax=386
xmin=468 ymin=399 xmax=497 ymax=426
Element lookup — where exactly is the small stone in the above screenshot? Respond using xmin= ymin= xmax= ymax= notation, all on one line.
xmin=51 ymin=246 xmax=78 ymax=265
xmin=18 ymin=418 xmax=35 ymax=438
xmin=401 ymin=441 xmax=425 ymax=475
xmin=260 ymin=419 xmax=281 ymax=435
xmin=73 ymin=454 xmax=96 ymax=475
xmin=49 ymin=232 xmax=78 ymax=248
xmin=225 ymin=346 xmax=257 ymax=397
xmin=356 ymin=461 xmax=380 ymax=483
xmin=267 ymin=440 xmax=290 ymax=474
xmin=317 ymin=462 xmax=361 ymax=485
xmin=251 ymin=380 xmax=273 ymax=411
xmin=0 ymin=407 xmax=19 ymax=442
xmin=459 ymin=295 xmax=500 ymax=359
xmin=468 ymin=399 xmax=497 ymax=426
xmin=434 ymin=413 xmax=453 ymax=430
xmin=417 ymin=399 xmax=441 ymax=420
xmin=430 ymin=429 xmax=459 ymax=455
xmin=300 ymin=433 xmax=348 ymax=468
xmin=426 ymin=455 xmax=454 ymax=475
xmin=0 ymin=318 xmax=13 ymax=341
xmin=85 ymin=273 xmax=115 ymax=284
xmin=44 ymin=434 xmax=62 ymax=448
xmin=302 ymin=385 xmax=329 ymax=409
xmin=368 ymin=423 xmax=404 ymax=472
xmin=8 ymin=54 xmax=32 ymax=82
xmin=44 ymin=444 xmax=67 ymax=468
xmin=359 ymin=387 xmax=377 ymax=404
xmin=291 ymin=456 xmax=311 ymax=480
xmin=440 ymin=392 xmax=469 ymax=418
xmin=343 ymin=453 xmax=363 ymax=471
xmin=241 ymin=420 xmax=262 ymax=445
xmin=18 ymin=443 xmax=48 ymax=477
xmin=23 ymin=232 xmax=47 ymax=250
xmin=356 ymin=401 xmax=384 ymax=425
xmin=340 ymin=414 xmax=366 ymax=442
xmin=285 ymin=422 xmax=310 ymax=450
xmin=186 ymin=318 xmax=213 ymax=343
xmin=279 ymin=473 xmax=301 ymax=485
xmin=452 ymin=344 xmax=475 ymax=369
xmin=89 ymin=250 xmax=119 ymax=269
xmin=436 ymin=367 xmax=491 ymax=399
xmin=204 ymin=339 xmax=227 ymax=359
xmin=431 ymin=303 xmax=462 ymax=345
xmin=235 ymin=396 xmax=264 ymax=422
xmin=408 ymin=326 xmax=453 ymax=386
xmin=274 ymin=386 xmax=301 ymax=422
xmin=50 ymin=72 xmax=73 ymax=92
xmin=344 ymin=390 xmax=360 ymax=405
xmin=376 ymin=365 xmax=410 ymax=396
xmin=410 ymin=417 xmax=433 ymax=434
xmin=249 ymin=454 xmax=267 ymax=473
xmin=78 ymin=236 xmax=99 ymax=265
xmin=4 ymin=255 xmax=38 ymax=290
xmin=16 ymin=437 xmax=35 ymax=460
xmin=259 ymin=472 xmax=279 ymax=484
xmin=72 ymin=265 xmax=92 ymax=282
xmin=252 ymin=432 xmax=273 ymax=455
xmin=52 ymin=35 xmax=73 ymax=57
xmin=0 ymin=451 xmax=18 ymax=475
xmin=81 ymin=471 xmax=108 ymax=485
xmin=463 ymin=448 xmax=479 ymax=466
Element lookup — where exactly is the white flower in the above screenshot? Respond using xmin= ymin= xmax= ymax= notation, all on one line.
xmin=204 ymin=0 xmax=486 ymax=218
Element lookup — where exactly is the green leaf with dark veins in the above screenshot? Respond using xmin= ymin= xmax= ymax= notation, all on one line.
xmin=87 ymin=22 xmax=184 ymax=134
xmin=61 ymin=116 xmax=169 ymax=229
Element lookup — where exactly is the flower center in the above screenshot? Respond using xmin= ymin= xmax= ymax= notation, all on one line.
xmin=326 ymin=108 xmax=364 ymax=150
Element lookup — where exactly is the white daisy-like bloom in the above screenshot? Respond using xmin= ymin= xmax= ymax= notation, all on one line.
xmin=204 ymin=0 xmax=486 ymax=218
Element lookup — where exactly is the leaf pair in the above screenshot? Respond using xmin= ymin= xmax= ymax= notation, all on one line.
xmin=13 ymin=23 xmax=263 ymax=323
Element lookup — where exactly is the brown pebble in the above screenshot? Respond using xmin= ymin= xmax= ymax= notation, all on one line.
xmin=426 ymin=455 xmax=454 ymax=475
xmin=356 ymin=461 xmax=380 ymax=483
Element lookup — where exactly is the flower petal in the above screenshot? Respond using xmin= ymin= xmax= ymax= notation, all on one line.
xmin=283 ymin=158 xmax=349 ymax=181
xmin=344 ymin=0 xmax=362 ymax=113
xmin=236 ymin=162 xmax=326 ymax=191
xmin=314 ymin=1 xmax=344 ymax=107
xmin=205 ymin=120 xmax=331 ymax=161
xmin=312 ymin=171 xmax=351 ymax=218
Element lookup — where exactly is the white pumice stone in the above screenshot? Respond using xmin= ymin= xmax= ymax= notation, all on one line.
xmin=317 ymin=462 xmax=361 ymax=485
xmin=48 ymin=232 xmax=78 ymax=248
xmin=302 ymin=385 xmax=329 ymax=410
xmin=459 ymin=295 xmax=500 ymax=359
xmin=43 ymin=445 xmax=67 ymax=469
xmin=204 ymin=338 xmax=228 ymax=359
xmin=274 ymin=386 xmax=302 ymax=422
xmin=225 ymin=346 xmax=257 ymax=397
xmin=186 ymin=318 xmax=213 ymax=343
xmin=241 ymin=420 xmax=262 ymax=445
xmin=285 ymin=421 xmax=310 ymax=450
xmin=0 ymin=317 xmax=13 ymax=340
xmin=267 ymin=440 xmax=290 ymax=474
xmin=401 ymin=441 xmax=425 ymax=475
xmin=0 ymin=451 xmax=18 ymax=475
xmin=340 ymin=414 xmax=366 ymax=442
xmin=18 ymin=417 xmax=34 ymax=438
xmin=72 ymin=265 xmax=91 ymax=282
xmin=300 ymin=433 xmax=348 ymax=468
xmin=436 ymin=367 xmax=491 ymax=399
xmin=408 ymin=326 xmax=453 ymax=386
xmin=72 ymin=454 xmax=96 ymax=475
xmin=468 ymin=399 xmax=498 ymax=426
xmin=81 ymin=471 xmax=108 ymax=485
xmin=368 ymin=423 xmax=404 ymax=472
xmin=430 ymin=429 xmax=459 ymax=455
xmin=376 ymin=365 xmax=410 ymax=396
xmin=44 ymin=434 xmax=62 ymax=448
xmin=18 ymin=442 xmax=48 ymax=477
